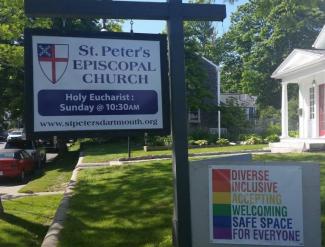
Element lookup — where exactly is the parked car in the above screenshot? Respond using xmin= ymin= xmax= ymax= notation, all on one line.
xmin=4 ymin=140 xmax=46 ymax=168
xmin=0 ymin=149 xmax=35 ymax=182
xmin=7 ymin=130 xmax=25 ymax=141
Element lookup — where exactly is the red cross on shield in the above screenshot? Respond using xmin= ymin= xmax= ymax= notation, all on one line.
xmin=37 ymin=44 xmax=69 ymax=84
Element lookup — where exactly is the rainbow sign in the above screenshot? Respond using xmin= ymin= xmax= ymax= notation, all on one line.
xmin=209 ymin=165 xmax=303 ymax=246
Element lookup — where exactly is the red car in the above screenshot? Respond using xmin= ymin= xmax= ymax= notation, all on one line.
xmin=0 ymin=149 xmax=35 ymax=182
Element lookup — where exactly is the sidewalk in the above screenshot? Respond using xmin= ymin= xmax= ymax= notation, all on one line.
xmin=77 ymin=149 xmax=270 ymax=168
xmin=1 ymin=191 xmax=64 ymax=200
xmin=0 ymin=180 xmax=65 ymax=200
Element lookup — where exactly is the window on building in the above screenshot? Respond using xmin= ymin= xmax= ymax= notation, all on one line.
xmin=310 ymin=87 xmax=315 ymax=119
xmin=248 ymin=107 xmax=256 ymax=119
xmin=188 ymin=109 xmax=201 ymax=123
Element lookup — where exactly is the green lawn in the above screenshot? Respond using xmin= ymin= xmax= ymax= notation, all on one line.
xmin=59 ymin=152 xmax=325 ymax=247
xmin=82 ymin=141 xmax=266 ymax=163
xmin=59 ymin=161 xmax=173 ymax=247
xmin=19 ymin=149 xmax=79 ymax=193
xmin=0 ymin=195 xmax=63 ymax=247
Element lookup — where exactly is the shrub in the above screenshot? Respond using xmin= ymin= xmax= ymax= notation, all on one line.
xmin=189 ymin=129 xmax=209 ymax=141
xmin=207 ymin=134 xmax=219 ymax=145
xmin=146 ymin=136 xmax=165 ymax=146
xmin=162 ymin=135 xmax=172 ymax=146
xmin=264 ymin=134 xmax=280 ymax=143
xmin=238 ymin=134 xmax=249 ymax=141
xmin=266 ymin=124 xmax=281 ymax=136
xmin=245 ymin=135 xmax=264 ymax=145
xmin=188 ymin=139 xmax=196 ymax=145
xmin=289 ymin=130 xmax=299 ymax=138
xmin=216 ymin=138 xmax=230 ymax=146
xmin=194 ymin=140 xmax=208 ymax=146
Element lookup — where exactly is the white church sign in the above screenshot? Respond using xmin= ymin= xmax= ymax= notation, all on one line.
xmin=25 ymin=29 xmax=170 ymax=137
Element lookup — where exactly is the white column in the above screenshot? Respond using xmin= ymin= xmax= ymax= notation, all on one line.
xmin=281 ymin=82 xmax=289 ymax=138
xmin=298 ymin=84 xmax=303 ymax=138
xmin=315 ymin=83 xmax=319 ymax=137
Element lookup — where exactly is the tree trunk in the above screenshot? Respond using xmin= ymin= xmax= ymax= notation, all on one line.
xmin=57 ymin=138 xmax=68 ymax=155
xmin=0 ymin=197 xmax=4 ymax=214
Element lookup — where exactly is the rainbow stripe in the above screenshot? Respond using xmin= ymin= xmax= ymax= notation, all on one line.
xmin=212 ymin=169 xmax=232 ymax=239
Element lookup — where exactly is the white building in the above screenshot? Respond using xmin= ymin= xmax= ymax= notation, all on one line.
xmin=270 ymin=26 xmax=325 ymax=152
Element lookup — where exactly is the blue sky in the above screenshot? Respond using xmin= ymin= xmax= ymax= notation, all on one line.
xmin=122 ymin=0 xmax=248 ymax=34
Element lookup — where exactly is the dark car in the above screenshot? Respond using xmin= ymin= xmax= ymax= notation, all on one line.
xmin=4 ymin=140 xmax=46 ymax=168
xmin=0 ymin=149 xmax=35 ymax=182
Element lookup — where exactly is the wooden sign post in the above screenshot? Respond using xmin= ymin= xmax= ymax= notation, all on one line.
xmin=24 ymin=1 xmax=226 ymax=246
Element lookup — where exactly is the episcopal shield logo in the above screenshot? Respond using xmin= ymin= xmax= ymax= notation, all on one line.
xmin=37 ymin=43 xmax=69 ymax=84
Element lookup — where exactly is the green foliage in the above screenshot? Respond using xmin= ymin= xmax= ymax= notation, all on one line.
xmin=289 ymin=130 xmax=299 ymax=138
xmin=266 ymin=124 xmax=281 ymax=136
xmin=0 ymin=1 xmax=123 ymax=126
xmin=288 ymin=94 xmax=299 ymax=131
xmin=188 ymin=139 xmax=196 ymax=145
xmin=207 ymin=134 xmax=219 ymax=145
xmin=216 ymin=138 xmax=230 ymax=146
xmin=215 ymin=0 xmax=325 ymax=108
xmin=241 ymin=134 xmax=265 ymax=145
xmin=258 ymin=106 xmax=281 ymax=123
xmin=265 ymin=134 xmax=280 ymax=143
xmin=256 ymin=106 xmax=281 ymax=136
xmin=184 ymin=0 xmax=218 ymax=110
xmin=188 ymin=128 xmax=209 ymax=140
xmin=146 ymin=135 xmax=172 ymax=147
xmin=193 ymin=139 xmax=208 ymax=146
xmin=0 ymin=0 xmax=50 ymax=125
xmin=219 ymin=99 xmax=251 ymax=141
xmin=162 ymin=135 xmax=172 ymax=146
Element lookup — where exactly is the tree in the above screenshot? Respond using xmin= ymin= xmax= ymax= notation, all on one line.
xmin=219 ymin=99 xmax=251 ymax=140
xmin=217 ymin=0 xmax=325 ymax=108
xmin=0 ymin=197 xmax=3 ymax=214
xmin=183 ymin=0 xmax=220 ymax=111
xmin=0 ymin=0 xmax=123 ymax=127
xmin=0 ymin=0 xmax=51 ymax=127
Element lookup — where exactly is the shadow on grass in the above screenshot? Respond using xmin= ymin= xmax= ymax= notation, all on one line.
xmin=0 ymin=195 xmax=62 ymax=246
xmin=28 ymin=151 xmax=79 ymax=181
xmin=1 ymin=212 xmax=48 ymax=235
xmin=0 ymin=212 xmax=48 ymax=246
xmin=60 ymin=161 xmax=173 ymax=247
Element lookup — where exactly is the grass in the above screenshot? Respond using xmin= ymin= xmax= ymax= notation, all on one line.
xmin=19 ymin=147 xmax=79 ymax=193
xmin=59 ymin=152 xmax=325 ymax=247
xmin=59 ymin=161 xmax=173 ymax=247
xmin=0 ymin=195 xmax=63 ymax=247
xmin=82 ymin=141 xmax=266 ymax=163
